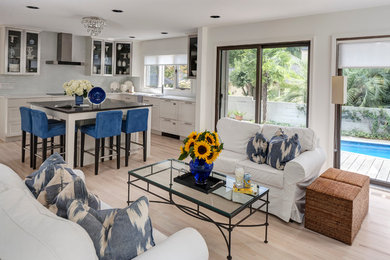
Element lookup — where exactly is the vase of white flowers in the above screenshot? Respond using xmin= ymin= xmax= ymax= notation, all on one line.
xmin=63 ymin=80 xmax=94 ymax=106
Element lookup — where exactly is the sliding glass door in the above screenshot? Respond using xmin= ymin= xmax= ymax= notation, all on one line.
xmin=216 ymin=42 xmax=310 ymax=127
xmin=218 ymin=48 xmax=258 ymax=122
xmin=335 ymin=37 xmax=390 ymax=186
xmin=261 ymin=46 xmax=309 ymax=127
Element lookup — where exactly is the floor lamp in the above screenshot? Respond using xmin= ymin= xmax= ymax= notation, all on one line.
xmin=332 ymin=76 xmax=347 ymax=168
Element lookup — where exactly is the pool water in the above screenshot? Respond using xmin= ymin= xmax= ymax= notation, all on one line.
xmin=341 ymin=140 xmax=390 ymax=159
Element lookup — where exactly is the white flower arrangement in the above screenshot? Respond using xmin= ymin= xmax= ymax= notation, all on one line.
xmin=63 ymin=80 xmax=93 ymax=97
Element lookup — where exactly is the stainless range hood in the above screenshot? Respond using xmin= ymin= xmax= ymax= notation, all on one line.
xmin=46 ymin=33 xmax=84 ymax=66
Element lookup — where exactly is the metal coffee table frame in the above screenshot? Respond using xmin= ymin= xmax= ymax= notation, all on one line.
xmin=128 ymin=159 xmax=269 ymax=260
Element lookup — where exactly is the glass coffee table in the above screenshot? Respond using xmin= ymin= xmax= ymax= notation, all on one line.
xmin=128 ymin=159 xmax=269 ymax=260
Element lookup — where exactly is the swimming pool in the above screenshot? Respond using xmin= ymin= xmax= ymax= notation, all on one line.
xmin=341 ymin=140 xmax=390 ymax=159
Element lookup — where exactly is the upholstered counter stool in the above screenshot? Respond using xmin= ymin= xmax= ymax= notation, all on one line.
xmin=305 ymin=168 xmax=369 ymax=245
xmin=121 ymin=108 xmax=149 ymax=167
xmin=30 ymin=109 xmax=78 ymax=169
xmin=80 ymin=110 xmax=123 ymax=175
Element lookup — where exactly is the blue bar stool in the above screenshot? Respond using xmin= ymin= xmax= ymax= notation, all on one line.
xmin=122 ymin=109 xmax=149 ymax=167
xmin=80 ymin=111 xmax=123 ymax=175
xmin=30 ymin=109 xmax=78 ymax=169
xmin=19 ymin=107 xmax=35 ymax=168
xmin=20 ymin=107 xmax=62 ymax=168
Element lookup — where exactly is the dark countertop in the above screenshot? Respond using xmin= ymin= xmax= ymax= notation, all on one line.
xmin=29 ymin=98 xmax=152 ymax=114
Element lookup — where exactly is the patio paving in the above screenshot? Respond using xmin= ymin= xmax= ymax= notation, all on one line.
xmin=341 ymin=151 xmax=390 ymax=182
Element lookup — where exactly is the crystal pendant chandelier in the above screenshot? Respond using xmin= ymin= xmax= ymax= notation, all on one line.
xmin=81 ymin=17 xmax=106 ymax=36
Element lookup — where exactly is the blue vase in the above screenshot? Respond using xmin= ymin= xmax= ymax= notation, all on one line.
xmin=75 ymin=95 xmax=83 ymax=106
xmin=189 ymin=158 xmax=214 ymax=185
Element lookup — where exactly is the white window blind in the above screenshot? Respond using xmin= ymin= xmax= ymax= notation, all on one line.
xmin=144 ymin=54 xmax=187 ymax=65
xmin=338 ymin=39 xmax=390 ymax=68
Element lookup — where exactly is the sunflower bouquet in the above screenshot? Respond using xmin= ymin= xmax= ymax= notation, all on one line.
xmin=178 ymin=131 xmax=224 ymax=165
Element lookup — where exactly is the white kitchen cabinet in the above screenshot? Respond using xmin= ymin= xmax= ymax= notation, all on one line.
xmin=86 ymin=39 xmax=114 ymax=76
xmin=0 ymin=95 xmax=73 ymax=141
xmin=0 ymin=27 xmax=41 ymax=75
xmin=178 ymin=101 xmax=195 ymax=124
xmin=160 ymin=118 xmax=178 ymax=135
xmin=121 ymin=95 xmax=138 ymax=103
xmin=143 ymin=97 xmax=160 ymax=131
xmin=160 ymin=99 xmax=178 ymax=120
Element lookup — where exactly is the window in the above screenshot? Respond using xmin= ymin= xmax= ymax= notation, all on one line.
xmin=144 ymin=55 xmax=191 ymax=90
xmin=216 ymin=42 xmax=310 ymax=127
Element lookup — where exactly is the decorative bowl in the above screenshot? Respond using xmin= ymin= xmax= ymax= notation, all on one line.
xmin=88 ymin=87 xmax=106 ymax=105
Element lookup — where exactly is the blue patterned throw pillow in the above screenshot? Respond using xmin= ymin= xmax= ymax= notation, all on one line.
xmin=52 ymin=177 xmax=100 ymax=218
xmin=266 ymin=129 xmax=301 ymax=170
xmin=246 ymin=132 xmax=268 ymax=164
xmin=68 ymin=196 xmax=155 ymax=260
xmin=25 ymin=153 xmax=76 ymax=198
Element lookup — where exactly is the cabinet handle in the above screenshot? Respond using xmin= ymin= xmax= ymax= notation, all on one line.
xmin=172 ymin=122 xmax=176 ymax=125
xmin=184 ymin=122 xmax=192 ymax=126
xmin=184 ymin=101 xmax=193 ymax=104
xmin=173 ymin=102 xmax=176 ymax=105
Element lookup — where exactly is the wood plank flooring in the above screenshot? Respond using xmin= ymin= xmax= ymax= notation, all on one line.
xmin=2 ymin=135 xmax=390 ymax=259
xmin=341 ymin=151 xmax=390 ymax=182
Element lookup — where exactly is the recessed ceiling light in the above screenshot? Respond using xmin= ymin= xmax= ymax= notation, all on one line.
xmin=161 ymin=32 xmax=168 ymax=35
xmin=129 ymin=36 xmax=136 ymax=39
xmin=112 ymin=9 xmax=123 ymax=13
xmin=210 ymin=15 xmax=220 ymax=19
xmin=26 ymin=6 xmax=39 ymax=9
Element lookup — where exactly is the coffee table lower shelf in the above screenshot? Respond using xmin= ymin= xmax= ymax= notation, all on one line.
xmin=127 ymin=160 xmax=270 ymax=260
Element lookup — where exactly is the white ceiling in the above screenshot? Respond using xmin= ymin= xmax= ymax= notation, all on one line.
xmin=0 ymin=0 xmax=389 ymax=41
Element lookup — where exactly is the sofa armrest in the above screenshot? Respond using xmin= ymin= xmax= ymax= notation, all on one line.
xmin=284 ymin=148 xmax=326 ymax=185
xmin=72 ymin=169 xmax=85 ymax=182
xmin=134 ymin=228 xmax=209 ymax=260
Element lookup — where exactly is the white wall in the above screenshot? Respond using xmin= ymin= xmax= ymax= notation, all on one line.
xmin=198 ymin=5 xmax=390 ymax=167
xmin=137 ymin=36 xmax=196 ymax=97
xmin=0 ymin=31 xmax=138 ymax=94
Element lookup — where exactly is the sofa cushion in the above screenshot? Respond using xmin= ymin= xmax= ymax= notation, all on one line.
xmin=246 ymin=132 xmax=268 ymax=164
xmin=236 ymin=159 xmax=284 ymax=189
xmin=261 ymin=124 xmax=316 ymax=152
xmin=0 ymin=171 xmax=98 ymax=260
xmin=213 ymin=150 xmax=248 ymax=174
xmin=68 ymin=196 xmax=155 ymax=260
xmin=217 ymin=117 xmax=262 ymax=154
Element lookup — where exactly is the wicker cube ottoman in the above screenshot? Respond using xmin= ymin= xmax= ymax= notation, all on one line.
xmin=305 ymin=168 xmax=369 ymax=245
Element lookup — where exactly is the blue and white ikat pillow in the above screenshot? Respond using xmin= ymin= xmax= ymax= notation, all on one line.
xmin=68 ymin=196 xmax=155 ymax=260
xmin=266 ymin=129 xmax=301 ymax=170
xmin=246 ymin=132 xmax=268 ymax=164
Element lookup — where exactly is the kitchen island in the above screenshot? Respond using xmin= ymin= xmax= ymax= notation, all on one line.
xmin=30 ymin=98 xmax=152 ymax=168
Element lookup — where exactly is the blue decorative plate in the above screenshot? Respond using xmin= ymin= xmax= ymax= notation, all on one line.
xmin=88 ymin=87 xmax=106 ymax=105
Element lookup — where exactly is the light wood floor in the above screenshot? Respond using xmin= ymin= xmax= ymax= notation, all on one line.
xmin=2 ymin=134 xmax=390 ymax=260
xmin=341 ymin=151 xmax=390 ymax=182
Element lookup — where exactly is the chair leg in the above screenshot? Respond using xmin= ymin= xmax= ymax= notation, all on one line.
xmin=80 ymin=132 xmax=85 ymax=167
xmin=51 ymin=137 xmax=54 ymax=155
xmin=33 ymin=135 xmax=38 ymax=169
xmin=125 ymin=133 xmax=130 ymax=167
xmin=74 ymin=131 xmax=78 ymax=168
xmin=95 ymin=138 xmax=100 ymax=175
xmin=143 ymin=131 xmax=147 ymax=162
xmin=116 ymin=135 xmax=121 ymax=169
xmin=101 ymin=138 xmax=105 ymax=163
xmin=42 ymin=138 xmax=47 ymax=162
xmin=60 ymin=135 xmax=64 ymax=154
xmin=109 ymin=136 xmax=113 ymax=160
xmin=30 ymin=133 xmax=34 ymax=168
xmin=21 ymin=131 xmax=26 ymax=163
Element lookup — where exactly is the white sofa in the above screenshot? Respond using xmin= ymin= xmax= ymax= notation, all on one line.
xmin=0 ymin=164 xmax=209 ymax=260
xmin=215 ymin=118 xmax=326 ymax=223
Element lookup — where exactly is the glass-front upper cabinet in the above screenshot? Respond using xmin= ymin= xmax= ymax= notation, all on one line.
xmin=92 ymin=40 xmax=102 ymax=75
xmin=104 ymin=42 xmax=113 ymax=75
xmin=115 ymin=42 xmax=131 ymax=75
xmin=25 ymin=32 xmax=39 ymax=73
xmin=0 ymin=27 xmax=40 ymax=75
